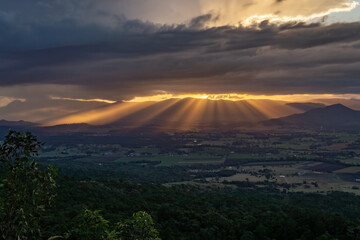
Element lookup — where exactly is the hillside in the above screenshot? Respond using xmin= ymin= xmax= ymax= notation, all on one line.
xmin=264 ymin=104 xmax=360 ymax=128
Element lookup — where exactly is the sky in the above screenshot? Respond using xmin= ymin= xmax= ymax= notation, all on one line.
xmin=0 ymin=0 xmax=360 ymax=122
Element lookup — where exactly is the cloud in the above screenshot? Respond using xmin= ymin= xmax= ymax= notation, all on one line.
xmin=0 ymin=96 xmax=25 ymax=108
xmin=0 ymin=85 xmax=110 ymax=122
xmin=0 ymin=0 xmax=360 ymax=122
xmin=199 ymin=0 xmax=358 ymax=26
xmin=50 ymin=96 xmax=117 ymax=104
xmin=1 ymin=20 xmax=360 ymax=96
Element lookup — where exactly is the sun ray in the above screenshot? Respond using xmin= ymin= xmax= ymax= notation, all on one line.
xmin=171 ymin=98 xmax=200 ymax=131
xmin=121 ymin=98 xmax=184 ymax=129
xmin=236 ymin=101 xmax=268 ymax=122
xmin=246 ymin=99 xmax=302 ymax=119
xmin=45 ymin=92 xmax=360 ymax=130
xmin=45 ymin=101 xmax=155 ymax=126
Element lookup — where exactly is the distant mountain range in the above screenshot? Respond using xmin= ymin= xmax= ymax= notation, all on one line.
xmin=264 ymin=104 xmax=360 ymax=128
xmin=285 ymin=102 xmax=325 ymax=111
xmin=0 ymin=119 xmax=37 ymax=127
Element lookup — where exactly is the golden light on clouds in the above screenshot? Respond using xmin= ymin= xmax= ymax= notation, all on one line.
xmin=124 ymin=94 xmax=208 ymax=102
xmin=125 ymin=93 xmax=360 ymax=103
xmin=0 ymin=96 xmax=26 ymax=108
xmin=198 ymin=0 xmax=359 ymax=27
xmin=243 ymin=3 xmax=359 ymax=26
xmin=51 ymin=96 xmax=117 ymax=104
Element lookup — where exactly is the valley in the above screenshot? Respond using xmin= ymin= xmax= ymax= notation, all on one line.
xmin=34 ymin=128 xmax=360 ymax=195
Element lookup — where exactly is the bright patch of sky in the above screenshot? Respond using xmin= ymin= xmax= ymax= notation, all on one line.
xmin=324 ymin=0 xmax=360 ymax=23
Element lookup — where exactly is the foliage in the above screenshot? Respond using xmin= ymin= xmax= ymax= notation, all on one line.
xmin=65 ymin=209 xmax=112 ymax=240
xmin=2 ymin=130 xmax=360 ymax=239
xmin=117 ymin=211 xmax=161 ymax=240
xmin=42 ymin=174 xmax=360 ymax=240
xmin=65 ymin=209 xmax=161 ymax=240
xmin=0 ymin=130 xmax=162 ymax=240
xmin=0 ymin=130 xmax=57 ymax=240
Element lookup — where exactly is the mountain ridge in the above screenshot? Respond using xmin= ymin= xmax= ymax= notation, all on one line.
xmin=264 ymin=104 xmax=360 ymax=128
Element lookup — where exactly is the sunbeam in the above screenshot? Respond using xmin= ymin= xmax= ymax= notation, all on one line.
xmin=46 ymin=95 xmax=358 ymax=131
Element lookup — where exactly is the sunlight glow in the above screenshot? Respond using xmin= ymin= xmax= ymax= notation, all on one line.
xmin=46 ymin=101 xmax=155 ymax=126
xmin=199 ymin=0 xmax=359 ymax=28
xmin=45 ymin=92 xmax=360 ymax=129
xmin=125 ymin=94 xmax=209 ymax=102
xmin=243 ymin=2 xmax=359 ymax=26
xmin=51 ymin=96 xmax=117 ymax=104
xmin=125 ymin=93 xmax=360 ymax=103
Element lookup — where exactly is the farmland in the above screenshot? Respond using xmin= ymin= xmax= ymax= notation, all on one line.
xmin=36 ymin=129 xmax=360 ymax=194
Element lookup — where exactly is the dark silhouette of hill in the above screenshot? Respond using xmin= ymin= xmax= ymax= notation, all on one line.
xmin=0 ymin=119 xmax=37 ymax=127
xmin=38 ymin=123 xmax=92 ymax=135
xmin=285 ymin=102 xmax=325 ymax=111
xmin=0 ymin=120 xmax=39 ymax=137
xmin=264 ymin=104 xmax=360 ymax=128
xmin=0 ymin=120 xmax=93 ymax=136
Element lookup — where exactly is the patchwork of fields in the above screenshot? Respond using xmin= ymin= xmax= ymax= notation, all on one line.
xmin=38 ymin=130 xmax=360 ymax=194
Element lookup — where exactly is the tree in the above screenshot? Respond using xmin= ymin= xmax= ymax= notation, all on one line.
xmin=64 ymin=209 xmax=114 ymax=240
xmin=0 ymin=130 xmax=57 ymax=240
xmin=66 ymin=209 xmax=161 ymax=240
xmin=64 ymin=209 xmax=161 ymax=240
xmin=117 ymin=211 xmax=161 ymax=240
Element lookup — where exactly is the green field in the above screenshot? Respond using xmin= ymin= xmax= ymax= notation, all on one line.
xmin=116 ymin=154 xmax=223 ymax=166
xmin=339 ymin=158 xmax=360 ymax=165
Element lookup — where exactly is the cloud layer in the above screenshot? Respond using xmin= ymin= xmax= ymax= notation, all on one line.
xmin=199 ymin=0 xmax=358 ymax=26
xmin=0 ymin=0 xmax=360 ymax=121
xmin=1 ymin=20 xmax=359 ymax=97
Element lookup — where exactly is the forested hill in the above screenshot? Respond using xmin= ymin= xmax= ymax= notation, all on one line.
xmin=43 ymin=172 xmax=360 ymax=240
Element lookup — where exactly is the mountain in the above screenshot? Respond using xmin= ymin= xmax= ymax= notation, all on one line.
xmin=0 ymin=119 xmax=37 ymax=127
xmin=0 ymin=119 xmax=93 ymax=136
xmin=38 ymin=123 xmax=92 ymax=135
xmin=312 ymin=98 xmax=360 ymax=111
xmin=285 ymin=102 xmax=325 ymax=111
xmin=0 ymin=120 xmax=39 ymax=137
xmin=264 ymin=104 xmax=360 ymax=128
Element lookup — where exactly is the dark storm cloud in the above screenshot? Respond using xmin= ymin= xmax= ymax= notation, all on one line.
xmin=188 ymin=14 xmax=218 ymax=29
xmin=276 ymin=22 xmax=360 ymax=49
xmin=0 ymin=0 xmax=360 ymax=98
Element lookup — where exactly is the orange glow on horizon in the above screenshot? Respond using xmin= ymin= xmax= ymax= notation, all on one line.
xmin=125 ymin=93 xmax=360 ymax=103
xmin=44 ymin=92 xmax=360 ymax=128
